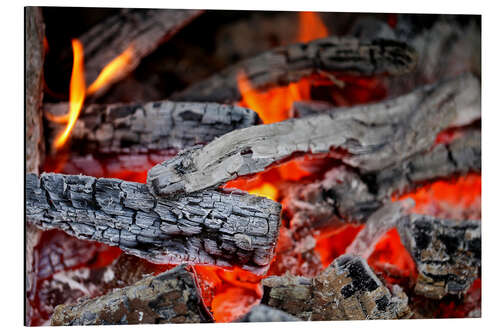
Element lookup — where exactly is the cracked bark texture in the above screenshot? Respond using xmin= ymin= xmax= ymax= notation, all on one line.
xmin=171 ymin=37 xmax=417 ymax=103
xmin=26 ymin=173 xmax=282 ymax=275
xmin=280 ymin=128 xmax=480 ymax=233
xmin=235 ymin=304 xmax=300 ymax=322
xmin=397 ymin=215 xmax=481 ymax=299
xmin=50 ymin=265 xmax=212 ymax=325
xmin=262 ymin=254 xmax=411 ymax=320
xmin=77 ymin=9 xmax=202 ymax=96
xmin=45 ymin=101 xmax=259 ymax=154
xmin=25 ymin=7 xmax=45 ymax=173
xmin=25 ymin=7 xmax=45 ymax=325
xmin=149 ymin=73 xmax=480 ymax=198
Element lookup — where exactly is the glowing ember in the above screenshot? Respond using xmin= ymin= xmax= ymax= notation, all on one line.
xmin=297 ymin=12 xmax=329 ymax=43
xmin=53 ymin=39 xmax=86 ymax=149
xmin=87 ymin=45 xmax=135 ymax=95
xmin=396 ymin=173 xmax=481 ymax=220
xmin=248 ymin=182 xmax=279 ymax=201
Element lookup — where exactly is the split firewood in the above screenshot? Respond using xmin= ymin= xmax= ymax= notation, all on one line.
xmin=45 ymin=101 xmax=259 ymax=154
xmin=26 ymin=7 xmax=45 ymax=173
xmin=171 ymin=37 xmax=417 ymax=103
xmin=50 ymin=264 xmax=213 ymax=325
xmin=77 ymin=8 xmax=202 ymax=96
xmin=26 ymin=173 xmax=281 ymax=275
xmin=149 ymin=73 xmax=480 ymax=198
xmin=235 ymin=304 xmax=300 ymax=322
xmin=397 ymin=215 xmax=481 ymax=299
xmin=284 ymin=128 xmax=480 ymax=233
xmin=262 ymin=254 xmax=411 ymax=320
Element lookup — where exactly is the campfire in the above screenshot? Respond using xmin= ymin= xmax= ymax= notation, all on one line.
xmin=25 ymin=8 xmax=481 ymax=325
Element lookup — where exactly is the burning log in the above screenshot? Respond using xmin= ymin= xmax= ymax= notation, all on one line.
xmin=45 ymin=101 xmax=259 ymax=153
xmin=284 ymin=128 xmax=480 ymax=232
xmin=77 ymin=8 xmax=202 ymax=96
xmin=26 ymin=173 xmax=282 ymax=275
xmin=50 ymin=264 xmax=212 ymax=325
xmin=262 ymin=254 xmax=411 ymax=320
xmin=235 ymin=304 xmax=300 ymax=322
xmin=171 ymin=37 xmax=417 ymax=103
xmin=397 ymin=215 xmax=481 ymax=299
xmin=26 ymin=7 xmax=45 ymax=173
xmin=148 ymin=73 xmax=480 ymax=197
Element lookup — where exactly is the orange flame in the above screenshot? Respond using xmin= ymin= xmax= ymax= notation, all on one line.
xmin=53 ymin=39 xmax=86 ymax=149
xmin=50 ymin=43 xmax=135 ymax=149
xmin=87 ymin=45 xmax=135 ymax=96
xmin=297 ymin=12 xmax=329 ymax=43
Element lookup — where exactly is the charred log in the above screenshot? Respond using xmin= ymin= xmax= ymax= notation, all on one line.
xmin=235 ymin=304 xmax=300 ymax=322
xmin=45 ymin=101 xmax=259 ymax=154
xmin=262 ymin=254 xmax=411 ymax=320
xmin=50 ymin=264 xmax=212 ymax=325
xmin=26 ymin=173 xmax=281 ymax=275
xmin=397 ymin=215 xmax=481 ymax=299
xmin=284 ymin=128 xmax=480 ymax=232
xmin=77 ymin=9 xmax=202 ymax=96
xmin=171 ymin=37 xmax=417 ymax=103
xmin=149 ymin=74 xmax=480 ymax=198
xmin=25 ymin=7 xmax=45 ymax=174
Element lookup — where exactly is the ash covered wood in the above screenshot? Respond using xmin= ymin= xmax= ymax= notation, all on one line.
xmin=149 ymin=74 xmax=479 ymax=198
xmin=235 ymin=304 xmax=301 ymax=322
xmin=50 ymin=264 xmax=212 ymax=325
xmin=262 ymin=254 xmax=411 ymax=320
xmin=25 ymin=7 xmax=45 ymax=174
xmin=284 ymin=128 xmax=480 ymax=232
xmin=171 ymin=37 xmax=417 ymax=103
xmin=77 ymin=9 xmax=202 ymax=96
xmin=45 ymin=101 xmax=259 ymax=153
xmin=26 ymin=173 xmax=281 ymax=275
xmin=397 ymin=215 xmax=481 ymax=299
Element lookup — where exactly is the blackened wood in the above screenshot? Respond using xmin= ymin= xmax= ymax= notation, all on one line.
xmin=262 ymin=254 xmax=411 ymax=320
xmin=397 ymin=215 xmax=481 ymax=299
xmin=284 ymin=129 xmax=480 ymax=233
xmin=45 ymin=101 xmax=259 ymax=153
xmin=25 ymin=7 xmax=45 ymax=173
xmin=79 ymin=9 xmax=202 ymax=96
xmin=171 ymin=37 xmax=417 ymax=103
xmin=50 ymin=265 xmax=212 ymax=325
xmin=25 ymin=7 xmax=45 ymax=325
xmin=235 ymin=304 xmax=300 ymax=322
xmin=26 ymin=173 xmax=281 ymax=275
xmin=149 ymin=74 xmax=480 ymax=198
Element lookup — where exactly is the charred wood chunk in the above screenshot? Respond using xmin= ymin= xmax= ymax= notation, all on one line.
xmin=149 ymin=74 xmax=480 ymax=197
xmin=262 ymin=254 xmax=411 ymax=320
xmin=50 ymin=265 xmax=212 ymax=325
xmin=374 ymin=129 xmax=481 ymax=197
xmin=26 ymin=173 xmax=281 ymax=275
xmin=78 ymin=9 xmax=202 ymax=95
xmin=45 ymin=101 xmax=259 ymax=154
xmin=235 ymin=304 xmax=301 ymax=322
xmin=25 ymin=7 xmax=45 ymax=174
xmin=397 ymin=215 xmax=481 ymax=299
xmin=171 ymin=36 xmax=417 ymax=104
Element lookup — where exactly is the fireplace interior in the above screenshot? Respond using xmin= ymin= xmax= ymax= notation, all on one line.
xmin=25 ymin=8 xmax=481 ymax=325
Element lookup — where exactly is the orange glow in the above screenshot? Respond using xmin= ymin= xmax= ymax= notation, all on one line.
xmin=194 ymin=266 xmax=263 ymax=322
xmin=87 ymin=45 xmax=135 ymax=96
xmin=237 ymin=71 xmax=311 ymax=124
xmin=297 ymin=12 xmax=329 ymax=43
xmin=53 ymin=39 xmax=86 ymax=149
xmin=248 ymin=182 xmax=278 ymax=201
xmin=396 ymin=173 xmax=481 ymax=218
